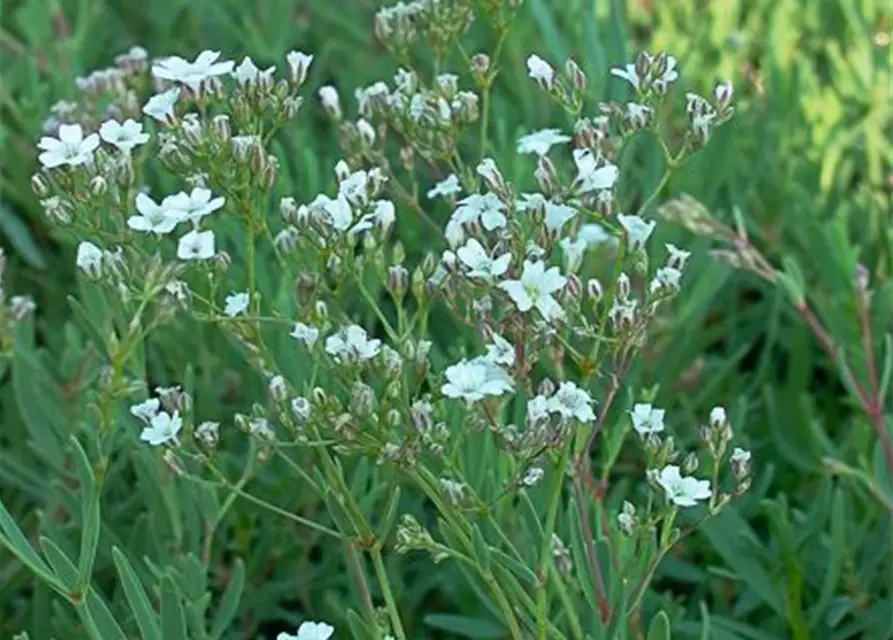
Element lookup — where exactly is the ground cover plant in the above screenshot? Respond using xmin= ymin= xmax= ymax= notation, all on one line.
xmin=0 ymin=1 xmax=891 ymax=639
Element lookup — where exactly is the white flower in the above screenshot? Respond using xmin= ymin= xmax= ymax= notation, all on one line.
xmin=522 ymin=467 xmax=545 ymax=487
xmin=441 ymin=357 xmax=514 ymax=404
xmin=128 ymin=193 xmax=181 ymax=235
xmin=617 ymin=214 xmax=656 ymax=251
xmin=476 ymin=157 xmax=503 ymax=189
xmin=709 ymin=406 xmax=727 ymax=428
xmin=76 ymin=241 xmax=103 ymax=277
xmin=231 ymin=56 xmax=275 ymax=86
xmin=610 ymin=63 xmax=642 ymax=91
xmin=630 ymin=403 xmax=665 ymax=435
xmin=560 ymin=236 xmax=588 ymax=272
xmin=578 ymin=223 xmax=616 ymax=247
xmin=666 ymin=243 xmax=692 ymax=270
xmin=454 ymin=193 xmax=507 ymax=231
xmin=99 ymin=119 xmax=150 ymax=151
xmin=177 ymin=229 xmax=215 ymax=260
xmin=456 ymin=238 xmax=511 ymax=281
xmin=499 ymin=260 xmax=567 ymax=321
xmin=152 ymin=50 xmax=234 ymax=88
xmin=526 ymin=395 xmax=551 ymax=425
xmin=731 ymin=447 xmax=751 ymax=464
xmin=139 ymin=411 xmax=182 ymax=446
xmin=224 ymin=292 xmax=249 ymax=317
xmin=325 ymin=325 xmax=381 ymax=362
xmin=654 ymin=465 xmax=711 ymax=507
xmin=290 ymin=322 xmax=320 ymax=347
xmin=548 ymin=382 xmax=596 ymax=422
xmin=516 ymin=128 xmax=571 ymax=156
xmin=276 ymin=622 xmax=334 ymax=640
xmin=444 ymin=219 xmax=465 ymax=247
xmin=649 ymin=266 xmax=682 ymax=294
xmin=527 ymin=54 xmax=554 ymax=90
xmin=625 ymin=102 xmax=652 ymax=129
xmin=37 ymin=124 xmax=100 ymax=168
xmin=370 ymin=200 xmax=395 ymax=231
xmin=319 ymin=85 xmax=341 ymax=118
xmin=163 ymin=187 xmax=225 ymax=223
xmin=485 ymin=333 xmax=515 ymax=367
xmin=338 ymin=169 xmax=369 ymax=205
xmin=130 ymin=398 xmax=160 ymax=423
xmin=291 ymin=397 xmax=312 ymax=421
xmin=286 ymin=51 xmax=313 ymax=85
xmin=544 ymin=201 xmax=577 ymax=233
xmin=143 ymin=88 xmax=180 ymax=121
xmin=573 ymin=149 xmax=619 ymax=193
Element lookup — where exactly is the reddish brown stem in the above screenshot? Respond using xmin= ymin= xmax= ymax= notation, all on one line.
xmin=797 ymin=303 xmax=893 ymax=485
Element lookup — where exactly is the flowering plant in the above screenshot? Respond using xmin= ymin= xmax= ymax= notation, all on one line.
xmin=1 ymin=2 xmax=753 ymax=639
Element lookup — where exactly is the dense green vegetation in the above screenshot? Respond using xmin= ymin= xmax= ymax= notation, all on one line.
xmin=1 ymin=1 xmax=891 ymax=639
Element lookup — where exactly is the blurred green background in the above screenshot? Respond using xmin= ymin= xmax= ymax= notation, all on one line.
xmin=1 ymin=0 xmax=891 ymax=638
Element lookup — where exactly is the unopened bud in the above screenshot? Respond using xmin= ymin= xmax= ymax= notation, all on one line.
xmin=634 ymin=52 xmax=651 ymax=82
xmin=470 ymin=53 xmax=490 ymax=85
xmin=283 ymin=96 xmax=302 ymax=120
xmin=535 ymin=156 xmax=557 ymax=195
xmin=319 ymin=85 xmax=342 ymax=120
xmin=564 ymin=58 xmax=586 ymax=93
xmin=388 ymin=264 xmax=409 ymax=297
xmin=538 ymin=377 xmax=555 ymax=398
xmin=713 ymin=80 xmax=734 ymax=110
xmin=587 ymin=278 xmax=603 ymax=302
xmin=616 ymin=272 xmax=630 ymax=301
xmin=90 ymin=175 xmax=108 ymax=196
xmin=683 ymin=451 xmax=699 ymax=474
xmin=212 ymin=114 xmax=231 ymax=143
xmin=268 ymin=375 xmax=288 ymax=403
xmin=31 ymin=173 xmax=50 ymax=198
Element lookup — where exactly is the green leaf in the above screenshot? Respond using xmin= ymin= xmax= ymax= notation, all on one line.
xmin=471 ymin=524 xmax=491 ymax=574
xmin=160 ymin=575 xmax=188 ymax=640
xmin=70 ymin=437 xmax=100 ymax=589
xmin=808 ymin=487 xmax=845 ymax=629
xmin=376 ymin=485 xmax=401 ymax=543
xmin=112 ymin=547 xmax=162 ymax=640
xmin=0 ymin=497 xmax=55 ymax=582
xmin=647 ymin=611 xmax=671 ymax=640
xmin=0 ymin=200 xmax=46 ymax=269
xmin=345 ymin=609 xmax=373 ymax=640
xmin=423 ymin=614 xmax=505 ymax=639
xmin=209 ymin=558 xmax=245 ymax=640
xmin=67 ymin=295 xmax=112 ymax=362
xmin=528 ymin=0 xmax=570 ymax=62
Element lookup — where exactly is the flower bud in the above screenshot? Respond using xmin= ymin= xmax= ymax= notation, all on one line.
xmin=318 ymin=85 xmax=342 ymax=120
xmin=538 ymin=377 xmax=555 ymax=398
xmin=31 ymin=173 xmax=50 ymax=198
xmin=535 ymin=155 xmax=558 ymax=195
xmin=683 ymin=451 xmax=699 ymax=474
xmin=196 ymin=421 xmax=219 ymax=449
xmin=564 ymin=273 xmax=582 ymax=299
xmin=709 ymin=406 xmax=727 ymax=430
xmin=470 ymin=53 xmax=490 ymax=85
xmin=268 ymin=375 xmax=288 ymax=403
xmin=283 ymin=96 xmax=303 ymax=120
xmin=587 ymin=278 xmax=603 ymax=302
xmin=388 ymin=264 xmax=409 ymax=297
xmin=564 ymin=58 xmax=586 ymax=93
xmin=90 ymin=175 xmax=108 ymax=196
xmin=616 ymin=272 xmax=630 ymax=301
xmin=212 ymin=114 xmax=231 ymax=143
xmin=713 ymin=80 xmax=734 ymax=110
xmin=634 ymin=52 xmax=651 ymax=82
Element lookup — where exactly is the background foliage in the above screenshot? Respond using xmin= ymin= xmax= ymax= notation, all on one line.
xmin=1 ymin=0 xmax=891 ymax=638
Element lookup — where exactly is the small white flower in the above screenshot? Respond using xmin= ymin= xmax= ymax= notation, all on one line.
xmin=485 ymin=333 xmax=515 ymax=367
xmin=573 ymin=149 xmax=619 ymax=193
xmin=499 ymin=260 xmax=567 ymax=321
xmin=560 ymin=236 xmax=588 ymax=272
xmin=277 ymin=622 xmax=335 ymax=640
xmin=617 ymin=214 xmax=656 ymax=251
xmin=37 ymin=124 xmax=100 ymax=168
xmin=140 ymin=411 xmax=182 ymax=446
xmin=548 ymin=382 xmax=596 ymax=422
xmin=325 ymin=325 xmax=381 ymax=362
xmin=611 ymin=61 xmax=643 ymax=90
xmin=522 ymin=467 xmax=545 ymax=487
xmin=143 ymin=88 xmax=180 ymax=121
xmin=428 ymin=173 xmax=462 ymax=200
xmin=654 ymin=465 xmax=711 ymax=507
xmin=516 ymin=128 xmax=571 ymax=156
xmin=195 ymin=421 xmax=219 ymax=446
xmin=456 ymin=238 xmax=511 ymax=281
xmin=731 ymin=447 xmax=751 ymax=464
xmin=231 ymin=56 xmax=275 ymax=87
xmin=99 ymin=119 xmax=150 ymax=151
xmin=442 ymin=357 xmax=514 ymax=404
xmin=526 ymin=395 xmax=551 ymax=425
xmin=371 ymin=199 xmax=395 ymax=231
xmin=177 ymin=229 xmax=215 ymax=260
xmin=476 ymin=157 xmax=503 ymax=189
xmin=319 ymin=85 xmax=342 ymax=118
xmin=130 ymin=398 xmax=160 ymax=423
xmin=527 ymin=54 xmax=554 ymax=90
xmin=454 ymin=193 xmax=507 ymax=231
xmin=544 ymin=201 xmax=577 ymax=233
xmin=163 ymin=187 xmax=225 ymax=223
xmin=128 ymin=193 xmax=182 ymax=235
xmin=649 ymin=266 xmax=682 ymax=294
xmin=710 ymin=406 xmax=727 ymax=428
xmin=666 ymin=243 xmax=692 ymax=270
xmin=76 ymin=241 xmax=103 ymax=277
xmin=578 ymin=223 xmax=616 ymax=247
xmin=630 ymin=403 xmax=665 ymax=435
xmin=338 ymin=169 xmax=369 ymax=205
xmin=291 ymin=397 xmax=312 ymax=421
xmin=286 ymin=50 xmax=314 ymax=85
xmin=224 ymin=292 xmax=249 ymax=317
xmin=291 ymin=322 xmax=320 ymax=347
xmin=152 ymin=50 xmax=234 ymax=89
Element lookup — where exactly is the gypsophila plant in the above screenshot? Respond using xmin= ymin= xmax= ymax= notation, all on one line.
xmin=2 ymin=1 xmax=754 ymax=639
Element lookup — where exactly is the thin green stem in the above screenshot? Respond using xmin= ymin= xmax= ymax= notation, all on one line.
xmin=346 ymin=542 xmax=377 ymax=628
xmin=370 ymin=547 xmax=408 ymax=640
xmin=536 ymin=442 xmax=571 ymax=639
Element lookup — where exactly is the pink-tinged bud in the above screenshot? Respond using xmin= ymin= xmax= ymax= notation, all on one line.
xmin=713 ymin=80 xmax=734 ymax=110
xmin=564 ymin=58 xmax=587 ymax=93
